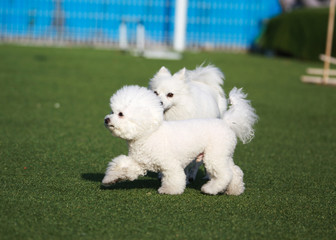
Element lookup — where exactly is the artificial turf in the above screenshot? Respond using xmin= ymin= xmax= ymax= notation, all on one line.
xmin=0 ymin=45 xmax=335 ymax=240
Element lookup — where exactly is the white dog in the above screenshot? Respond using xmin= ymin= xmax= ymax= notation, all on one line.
xmin=149 ymin=65 xmax=227 ymax=121
xmin=102 ymin=85 xmax=258 ymax=195
xmin=149 ymin=65 xmax=227 ymax=181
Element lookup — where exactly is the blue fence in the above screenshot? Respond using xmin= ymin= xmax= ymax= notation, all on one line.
xmin=0 ymin=0 xmax=281 ymax=49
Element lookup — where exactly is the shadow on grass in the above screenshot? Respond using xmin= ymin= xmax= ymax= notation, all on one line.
xmin=81 ymin=171 xmax=207 ymax=192
xmin=81 ymin=173 xmax=105 ymax=182
xmin=188 ymin=177 xmax=207 ymax=191
xmin=81 ymin=172 xmax=161 ymax=191
xmin=100 ymin=179 xmax=161 ymax=191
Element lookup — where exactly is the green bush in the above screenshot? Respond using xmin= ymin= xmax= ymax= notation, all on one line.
xmin=259 ymin=7 xmax=336 ymax=61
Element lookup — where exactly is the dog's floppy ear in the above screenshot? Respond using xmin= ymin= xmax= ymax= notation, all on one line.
xmin=173 ymin=67 xmax=186 ymax=81
xmin=155 ymin=66 xmax=171 ymax=77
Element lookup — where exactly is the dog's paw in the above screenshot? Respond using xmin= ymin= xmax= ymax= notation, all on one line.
xmin=225 ymin=186 xmax=244 ymax=196
xmin=225 ymin=182 xmax=245 ymax=196
xmin=201 ymin=183 xmax=220 ymax=195
xmin=158 ymin=186 xmax=184 ymax=195
xmin=101 ymin=175 xmax=120 ymax=187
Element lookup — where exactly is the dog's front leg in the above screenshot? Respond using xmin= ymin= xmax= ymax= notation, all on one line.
xmin=158 ymin=167 xmax=186 ymax=195
xmin=102 ymin=155 xmax=146 ymax=186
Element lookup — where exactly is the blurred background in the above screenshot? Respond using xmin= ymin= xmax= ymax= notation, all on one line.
xmin=0 ymin=0 xmax=331 ymax=56
xmin=0 ymin=0 xmax=280 ymax=50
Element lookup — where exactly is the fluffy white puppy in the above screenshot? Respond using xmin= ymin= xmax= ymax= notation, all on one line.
xmin=149 ymin=65 xmax=227 ymax=120
xmin=102 ymin=85 xmax=258 ymax=195
xmin=149 ymin=65 xmax=227 ymax=181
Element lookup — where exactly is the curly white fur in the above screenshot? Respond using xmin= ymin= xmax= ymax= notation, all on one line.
xmin=224 ymin=87 xmax=258 ymax=144
xmin=149 ymin=65 xmax=227 ymax=181
xmin=102 ymin=85 xmax=258 ymax=195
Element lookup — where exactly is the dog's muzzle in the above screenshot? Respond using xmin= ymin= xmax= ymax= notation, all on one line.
xmin=104 ymin=117 xmax=114 ymax=128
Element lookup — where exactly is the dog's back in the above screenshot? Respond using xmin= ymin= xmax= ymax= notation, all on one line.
xmin=148 ymin=119 xmax=235 ymax=166
xmin=187 ymin=81 xmax=222 ymax=119
xmin=187 ymin=65 xmax=227 ymax=115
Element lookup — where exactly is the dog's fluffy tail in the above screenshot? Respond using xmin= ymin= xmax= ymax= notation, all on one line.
xmin=187 ymin=64 xmax=224 ymax=88
xmin=187 ymin=64 xmax=227 ymax=113
xmin=223 ymin=87 xmax=258 ymax=144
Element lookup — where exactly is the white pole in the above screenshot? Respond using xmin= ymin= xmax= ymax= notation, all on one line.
xmin=174 ymin=0 xmax=188 ymax=52
xmin=136 ymin=21 xmax=145 ymax=53
xmin=119 ymin=21 xmax=128 ymax=50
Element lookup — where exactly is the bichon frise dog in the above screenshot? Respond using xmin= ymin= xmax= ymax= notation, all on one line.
xmin=149 ymin=65 xmax=227 ymax=181
xmin=102 ymin=85 xmax=258 ymax=195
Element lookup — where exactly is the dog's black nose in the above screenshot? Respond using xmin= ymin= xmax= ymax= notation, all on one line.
xmin=104 ymin=118 xmax=110 ymax=124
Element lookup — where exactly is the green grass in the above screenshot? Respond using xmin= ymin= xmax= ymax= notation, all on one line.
xmin=0 ymin=45 xmax=335 ymax=240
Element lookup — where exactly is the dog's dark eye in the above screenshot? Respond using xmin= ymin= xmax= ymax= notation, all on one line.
xmin=154 ymin=91 xmax=159 ymax=96
xmin=118 ymin=112 xmax=124 ymax=117
xmin=167 ymin=93 xmax=174 ymax=98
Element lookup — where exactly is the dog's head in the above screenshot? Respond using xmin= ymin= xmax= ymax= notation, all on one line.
xmin=104 ymin=85 xmax=164 ymax=141
xmin=149 ymin=66 xmax=189 ymax=113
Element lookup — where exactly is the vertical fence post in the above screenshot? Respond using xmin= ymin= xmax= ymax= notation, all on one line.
xmin=136 ymin=21 xmax=145 ymax=53
xmin=119 ymin=20 xmax=128 ymax=50
xmin=174 ymin=0 xmax=188 ymax=52
xmin=322 ymin=0 xmax=336 ymax=84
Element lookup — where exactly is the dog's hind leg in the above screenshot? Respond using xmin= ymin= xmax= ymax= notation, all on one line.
xmin=201 ymin=154 xmax=233 ymax=195
xmin=225 ymin=164 xmax=245 ymax=195
xmin=158 ymin=167 xmax=186 ymax=195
